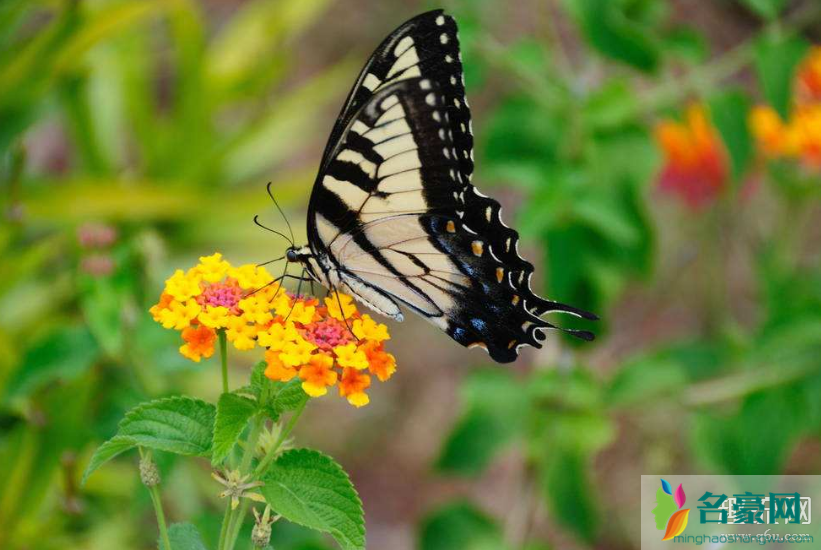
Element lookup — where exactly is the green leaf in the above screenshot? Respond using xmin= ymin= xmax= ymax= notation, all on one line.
xmin=708 ymin=90 xmax=753 ymax=182
xmin=754 ymin=33 xmax=808 ymax=120
xmin=5 ymin=325 xmax=100 ymax=399
xmin=271 ymin=377 xmax=309 ymax=414
xmin=437 ymin=369 xmax=527 ymax=476
xmin=419 ymin=501 xmax=507 ymax=550
xmin=740 ymin=0 xmax=788 ymax=20
xmin=542 ymin=451 xmax=599 ymax=542
xmin=212 ymin=393 xmax=258 ymax=466
xmin=161 ymin=523 xmax=208 ymax=550
xmin=564 ymin=0 xmax=659 ymax=72
xmin=83 ymin=396 xmax=215 ymax=483
xmin=261 ymin=449 xmax=365 ymax=550
xmin=251 ymin=360 xmax=275 ymax=397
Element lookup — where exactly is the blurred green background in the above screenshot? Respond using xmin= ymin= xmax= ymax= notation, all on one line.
xmin=2 ymin=0 xmax=821 ymax=548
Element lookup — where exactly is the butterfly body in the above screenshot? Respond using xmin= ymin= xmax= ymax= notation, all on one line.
xmin=286 ymin=10 xmax=596 ymax=363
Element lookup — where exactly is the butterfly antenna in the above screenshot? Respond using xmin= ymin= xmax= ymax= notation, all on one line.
xmin=254 ymin=215 xmax=294 ymax=246
xmin=267 ymin=182 xmax=296 ymax=245
xmin=257 ymin=255 xmax=285 ymax=267
xmin=247 ymin=260 xmax=290 ymax=299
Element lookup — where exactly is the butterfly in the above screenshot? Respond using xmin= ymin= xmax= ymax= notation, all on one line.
xmin=277 ymin=9 xmax=597 ymax=363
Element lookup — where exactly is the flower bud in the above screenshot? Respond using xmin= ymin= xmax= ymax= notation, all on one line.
xmin=139 ymin=454 xmax=161 ymax=487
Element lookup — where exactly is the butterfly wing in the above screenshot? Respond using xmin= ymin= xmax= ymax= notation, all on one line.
xmin=306 ymin=12 xmax=595 ymax=363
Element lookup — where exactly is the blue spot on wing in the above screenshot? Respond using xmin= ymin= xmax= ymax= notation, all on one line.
xmin=470 ymin=318 xmax=486 ymax=331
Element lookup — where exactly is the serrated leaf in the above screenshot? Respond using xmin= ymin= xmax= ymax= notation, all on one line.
xmin=262 ymin=449 xmax=365 ymax=550
xmin=83 ymin=396 xmax=215 ymax=483
xmin=161 ymin=522 xmax=208 ymax=550
xmin=271 ymin=377 xmax=309 ymax=414
xmin=754 ymin=33 xmax=808 ymax=120
xmin=251 ymin=360 xmax=274 ymax=397
xmin=212 ymin=393 xmax=258 ymax=465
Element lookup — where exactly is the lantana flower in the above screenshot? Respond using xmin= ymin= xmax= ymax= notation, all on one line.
xmin=750 ymin=46 xmax=821 ymax=169
xmin=150 ymin=252 xmax=397 ymax=406
xmin=654 ymin=104 xmax=729 ymax=210
xmin=261 ymin=292 xmax=396 ymax=407
xmin=150 ymin=253 xmax=278 ymax=361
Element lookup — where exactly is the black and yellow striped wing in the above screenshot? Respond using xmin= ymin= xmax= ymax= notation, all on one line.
xmin=305 ymin=10 xmax=595 ymax=362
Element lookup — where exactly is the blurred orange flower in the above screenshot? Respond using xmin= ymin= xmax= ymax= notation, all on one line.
xmin=750 ymin=46 xmax=821 ymax=169
xmin=654 ymin=104 xmax=728 ymax=209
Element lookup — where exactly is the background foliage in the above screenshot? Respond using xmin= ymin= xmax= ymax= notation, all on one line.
xmin=2 ymin=0 xmax=821 ymax=548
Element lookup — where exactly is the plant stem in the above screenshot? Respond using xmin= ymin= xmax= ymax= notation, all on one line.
xmin=219 ymin=330 xmax=228 ymax=394
xmin=222 ymin=414 xmax=266 ymax=550
xmin=254 ymin=399 xmax=307 ymax=477
xmin=217 ymin=501 xmax=232 ymax=550
xmin=149 ymin=483 xmax=172 ymax=550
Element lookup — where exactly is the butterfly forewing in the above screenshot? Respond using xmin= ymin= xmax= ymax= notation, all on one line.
xmin=305 ymin=10 xmax=595 ymax=363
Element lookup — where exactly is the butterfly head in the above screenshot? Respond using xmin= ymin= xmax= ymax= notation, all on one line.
xmin=285 ymin=246 xmax=300 ymax=263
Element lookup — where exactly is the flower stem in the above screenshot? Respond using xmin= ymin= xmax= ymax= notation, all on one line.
xmin=219 ymin=329 xmax=228 ymax=394
xmin=217 ymin=501 xmax=232 ymax=550
xmin=148 ymin=482 xmax=172 ymax=550
xmin=223 ymin=415 xmax=266 ymax=550
xmin=254 ymin=399 xmax=307 ymax=477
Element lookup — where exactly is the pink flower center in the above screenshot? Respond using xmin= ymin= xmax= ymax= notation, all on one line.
xmin=300 ymin=317 xmax=355 ymax=352
xmin=197 ymin=279 xmax=243 ymax=313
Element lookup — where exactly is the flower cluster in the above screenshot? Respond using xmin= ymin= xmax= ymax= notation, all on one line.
xmin=750 ymin=46 xmax=821 ymax=169
xmin=150 ymin=253 xmax=396 ymax=407
xmin=150 ymin=253 xmax=277 ymax=362
xmin=654 ymin=104 xmax=729 ymax=210
xmin=261 ymin=292 xmax=395 ymax=407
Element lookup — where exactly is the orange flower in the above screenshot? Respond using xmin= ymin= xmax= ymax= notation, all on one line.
xmin=338 ymin=368 xmax=371 ymax=407
xmin=264 ymin=350 xmax=297 ymax=382
xmin=654 ymin=104 xmax=728 ymax=209
xmin=362 ymin=341 xmax=396 ymax=382
xmin=299 ymin=354 xmax=338 ymax=397
xmin=179 ymin=325 xmax=217 ymax=362
xmin=797 ymin=46 xmax=821 ymax=103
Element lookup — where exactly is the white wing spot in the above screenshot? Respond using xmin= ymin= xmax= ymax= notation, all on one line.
xmin=449 ymin=169 xmax=455 ymax=179
xmin=436 ymin=15 xmax=445 ymax=26
xmin=505 ymin=237 xmax=512 ymax=252
xmin=485 ymin=207 xmax=492 ymax=222
xmin=453 ymin=98 xmax=460 ymax=108
xmin=450 ymin=75 xmax=457 ymax=85
xmin=445 ymin=54 xmax=453 ymax=63
xmin=394 ymin=36 xmax=414 ymax=57
xmin=463 ymin=150 xmax=469 ymax=159
xmin=425 ymin=93 xmax=436 ymax=106
xmin=440 ymin=33 xmax=449 ymax=45
xmin=363 ymin=73 xmax=381 ymax=91
xmin=438 ymin=128 xmax=446 ymax=140
xmin=443 ymin=148 xmax=450 ymax=159
xmin=419 ymin=79 xmax=431 ymax=90
xmin=460 ymin=122 xmax=466 ymax=132
xmin=432 ymin=111 xmax=441 ymax=122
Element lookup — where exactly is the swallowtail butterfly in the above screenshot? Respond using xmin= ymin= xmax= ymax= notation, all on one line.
xmin=282 ymin=9 xmax=597 ymax=362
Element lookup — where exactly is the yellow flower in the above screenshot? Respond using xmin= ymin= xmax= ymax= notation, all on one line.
xmin=279 ymin=337 xmax=317 ymax=368
xmin=352 ymin=314 xmax=390 ymax=342
xmin=256 ymin=321 xmax=300 ymax=350
xmin=229 ymin=264 xmax=273 ymax=290
xmin=239 ymin=295 xmax=274 ymax=325
xmin=333 ymin=342 xmax=369 ymax=370
xmin=199 ymin=305 xmax=230 ymax=329
xmin=193 ymin=252 xmax=230 ymax=283
xmin=299 ymin=354 xmax=337 ymax=397
xmin=225 ymin=316 xmax=258 ymax=351
xmin=288 ymin=301 xmax=316 ymax=324
xmin=325 ymin=292 xmax=356 ymax=321
xmin=159 ymin=300 xmax=201 ymax=330
xmin=165 ymin=269 xmax=203 ymax=302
